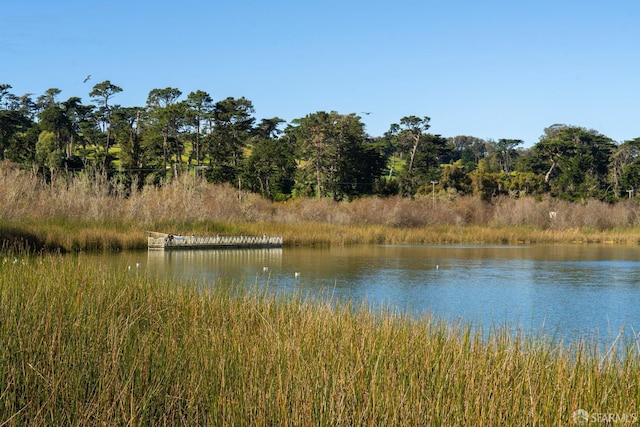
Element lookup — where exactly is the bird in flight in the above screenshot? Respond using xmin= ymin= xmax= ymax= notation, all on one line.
xmin=361 ymin=112 xmax=372 ymax=115
xmin=83 ymin=75 xmax=91 ymax=83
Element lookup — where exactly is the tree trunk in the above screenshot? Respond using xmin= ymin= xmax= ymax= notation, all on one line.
xmin=544 ymin=158 xmax=556 ymax=183
xmin=408 ymin=134 xmax=420 ymax=172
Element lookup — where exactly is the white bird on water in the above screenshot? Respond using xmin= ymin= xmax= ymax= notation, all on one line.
xmin=294 ymin=272 xmax=300 ymax=278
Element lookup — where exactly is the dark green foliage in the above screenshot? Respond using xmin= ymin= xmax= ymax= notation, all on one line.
xmin=610 ymin=137 xmax=640 ymax=198
xmin=386 ymin=116 xmax=432 ymax=195
xmin=145 ymin=87 xmax=185 ymax=177
xmin=0 ymin=109 xmax=34 ymax=162
xmin=243 ymin=119 xmax=295 ymax=200
xmin=346 ymin=141 xmax=388 ymax=197
xmin=243 ymin=139 xmax=296 ymax=200
xmin=287 ymin=111 xmax=385 ymax=200
xmin=3 ymin=82 xmax=640 ymax=203
xmin=528 ymin=125 xmax=615 ymax=201
xmin=206 ymin=97 xmax=255 ymax=185
xmin=409 ymin=133 xmax=455 ymax=193
xmin=440 ymin=160 xmax=471 ymax=194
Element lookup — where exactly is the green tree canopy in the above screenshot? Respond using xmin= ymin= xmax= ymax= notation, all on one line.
xmin=243 ymin=119 xmax=295 ymax=201
xmin=531 ymin=124 xmax=615 ymax=200
xmin=288 ymin=111 xmax=385 ymax=200
xmin=145 ymin=87 xmax=184 ymax=179
xmin=386 ymin=116 xmax=432 ymax=195
xmin=206 ymin=97 xmax=255 ymax=185
xmin=0 ymin=86 xmax=34 ymax=162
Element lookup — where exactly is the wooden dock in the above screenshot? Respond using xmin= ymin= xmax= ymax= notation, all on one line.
xmin=147 ymin=232 xmax=283 ymax=250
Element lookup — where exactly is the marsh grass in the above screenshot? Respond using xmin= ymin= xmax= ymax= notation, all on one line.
xmin=1 ymin=255 xmax=638 ymax=425
xmin=4 ymin=161 xmax=640 ymax=252
xmin=6 ymin=219 xmax=640 ymax=255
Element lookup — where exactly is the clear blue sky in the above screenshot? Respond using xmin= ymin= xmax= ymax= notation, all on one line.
xmin=3 ymin=0 xmax=639 ymax=146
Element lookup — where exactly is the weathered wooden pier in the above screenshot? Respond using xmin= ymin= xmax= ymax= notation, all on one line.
xmin=147 ymin=232 xmax=283 ymax=250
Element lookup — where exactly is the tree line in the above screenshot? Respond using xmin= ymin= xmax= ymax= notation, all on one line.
xmin=1 ymin=82 xmax=639 ymax=202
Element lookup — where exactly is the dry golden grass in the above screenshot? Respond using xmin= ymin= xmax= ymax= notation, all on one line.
xmin=3 ymin=161 xmax=640 ymax=251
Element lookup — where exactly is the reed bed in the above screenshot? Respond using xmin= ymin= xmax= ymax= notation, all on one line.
xmin=3 ymin=162 xmax=640 ymax=251
xmin=7 ymin=219 xmax=640 ymax=254
xmin=0 ymin=255 xmax=638 ymax=425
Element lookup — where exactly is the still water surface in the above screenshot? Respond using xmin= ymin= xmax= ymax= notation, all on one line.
xmin=104 ymin=244 xmax=640 ymax=345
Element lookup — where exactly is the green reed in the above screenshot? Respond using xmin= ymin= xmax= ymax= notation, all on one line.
xmin=0 ymin=255 xmax=638 ymax=425
xmin=6 ymin=216 xmax=640 ymax=255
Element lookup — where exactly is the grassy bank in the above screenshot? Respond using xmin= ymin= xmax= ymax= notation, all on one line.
xmin=3 ymin=219 xmax=640 ymax=254
xmin=1 ymin=256 xmax=638 ymax=425
xmin=3 ymin=163 xmax=640 ymax=252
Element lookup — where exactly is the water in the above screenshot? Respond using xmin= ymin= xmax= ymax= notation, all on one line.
xmin=107 ymin=244 xmax=640 ymax=346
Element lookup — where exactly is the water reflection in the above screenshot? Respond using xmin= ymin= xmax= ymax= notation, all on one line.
xmin=147 ymin=248 xmax=283 ymax=284
xmin=99 ymin=244 xmax=640 ymax=346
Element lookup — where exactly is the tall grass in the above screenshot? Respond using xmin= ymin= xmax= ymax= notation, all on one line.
xmin=1 ymin=255 xmax=638 ymax=425
xmin=3 ymin=161 xmax=640 ymax=251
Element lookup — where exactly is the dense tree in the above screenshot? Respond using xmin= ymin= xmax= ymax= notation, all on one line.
xmin=36 ymin=88 xmax=61 ymax=112
xmin=206 ymin=97 xmax=255 ymax=185
xmin=76 ymin=106 xmax=102 ymax=167
xmin=0 ymin=110 xmax=33 ymax=162
xmin=37 ymin=104 xmax=71 ymax=163
xmin=494 ymin=139 xmax=523 ymax=173
xmin=244 ymin=118 xmax=295 ymax=200
xmin=145 ymin=87 xmax=184 ymax=179
xmin=6 ymin=81 xmax=640 ymax=203
xmin=184 ymin=90 xmax=214 ymax=168
xmin=0 ymin=86 xmax=34 ymax=161
xmin=346 ymin=137 xmax=387 ymax=197
xmin=254 ymin=117 xmax=285 ymax=140
xmin=89 ymin=81 xmax=123 ymax=168
xmin=387 ymin=116 xmax=432 ymax=195
xmin=286 ymin=111 xmax=332 ymax=198
xmin=412 ymin=133 xmax=454 ymax=190
xmin=35 ymin=130 xmax=63 ymax=175
xmin=468 ymin=169 xmax=502 ymax=201
xmin=0 ymin=86 xmax=36 ymax=162
xmin=610 ymin=138 xmax=640 ymax=197
xmin=288 ymin=111 xmax=385 ymax=200
xmin=530 ymin=125 xmax=615 ymax=200
xmin=59 ymin=97 xmax=87 ymax=161
xmin=388 ymin=116 xmax=431 ymax=173
xmin=1 ymin=113 xmax=35 ymax=163
xmin=112 ymin=106 xmax=144 ymax=184
xmin=448 ymin=135 xmax=487 ymax=170
xmin=0 ymin=85 xmax=17 ymax=110
xmin=16 ymin=93 xmax=37 ymax=120
xmin=440 ymin=160 xmax=471 ymax=194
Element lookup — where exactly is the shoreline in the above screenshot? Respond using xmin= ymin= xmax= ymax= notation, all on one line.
xmin=2 ymin=220 xmax=640 ymax=253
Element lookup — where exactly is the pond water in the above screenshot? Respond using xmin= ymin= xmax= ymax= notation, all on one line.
xmin=104 ymin=244 xmax=640 ymax=346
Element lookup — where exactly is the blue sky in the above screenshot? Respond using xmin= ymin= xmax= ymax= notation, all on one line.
xmin=3 ymin=0 xmax=639 ymax=146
